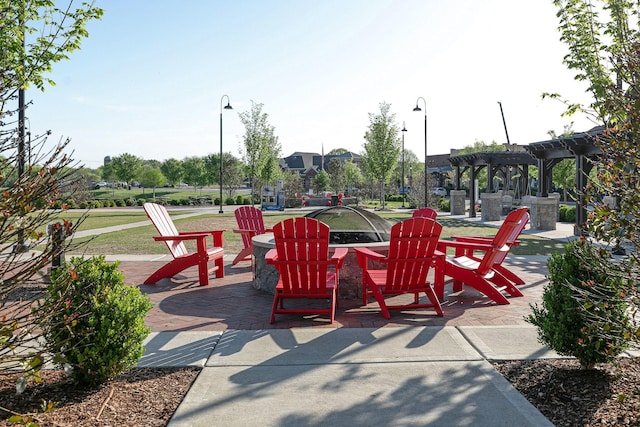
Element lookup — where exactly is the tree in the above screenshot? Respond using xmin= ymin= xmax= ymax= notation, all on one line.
xmin=221 ymin=152 xmax=245 ymax=197
xmin=110 ymin=153 xmax=142 ymax=187
xmin=313 ymin=169 xmax=330 ymax=193
xmin=344 ymin=160 xmax=363 ymax=195
xmin=327 ymin=158 xmax=346 ymax=193
xmin=139 ymin=166 xmax=165 ymax=198
xmin=361 ymin=102 xmax=400 ymax=209
xmin=282 ymin=170 xmax=304 ymax=205
xmin=160 ymin=158 xmax=183 ymax=186
xmin=542 ymin=0 xmax=640 ymax=350
xmin=0 ymin=0 xmax=103 ymax=382
xmin=239 ymin=101 xmax=281 ymax=205
xmin=182 ymin=156 xmax=206 ymax=191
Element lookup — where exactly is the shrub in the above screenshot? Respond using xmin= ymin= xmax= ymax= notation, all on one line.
xmin=125 ymin=198 xmax=136 ymax=206
xmin=235 ymin=195 xmax=244 ymax=205
xmin=78 ymin=201 xmax=89 ymax=209
xmin=136 ymin=198 xmax=145 ymax=206
xmin=225 ymin=197 xmax=235 ymax=205
xmin=65 ymin=199 xmax=76 ymax=209
xmin=559 ymin=204 xmax=576 ymax=222
xmin=243 ymin=197 xmax=251 ymax=205
xmin=115 ymin=199 xmax=126 ymax=207
xmin=38 ymin=256 xmax=152 ymax=385
xmin=438 ymin=198 xmax=450 ymax=212
xmin=527 ymin=239 xmax=631 ymax=369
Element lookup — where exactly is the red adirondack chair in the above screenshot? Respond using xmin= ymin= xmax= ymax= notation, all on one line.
xmin=266 ymin=217 xmax=347 ymax=324
xmin=355 ymin=217 xmax=444 ymax=319
xmin=412 ymin=207 xmax=437 ymax=219
xmin=143 ymin=203 xmax=224 ymax=286
xmin=436 ymin=207 xmax=528 ymax=304
xmin=232 ymin=206 xmax=272 ymax=265
xmin=447 ymin=207 xmax=530 ymax=287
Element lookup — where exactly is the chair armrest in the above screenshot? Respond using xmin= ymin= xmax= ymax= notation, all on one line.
xmin=354 ymin=247 xmax=386 ymax=269
xmin=176 ymin=230 xmax=225 ymax=247
xmin=437 ymin=239 xmax=494 ymax=257
xmin=331 ymin=247 xmax=348 ymax=269
xmin=450 ymin=235 xmax=493 ymax=243
xmin=265 ymin=248 xmax=278 ymax=264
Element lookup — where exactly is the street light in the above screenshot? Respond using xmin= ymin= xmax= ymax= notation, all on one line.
xmin=401 ymin=122 xmax=407 ymax=208
xmin=413 ymin=97 xmax=427 ymax=207
xmin=219 ymin=95 xmax=232 ymax=214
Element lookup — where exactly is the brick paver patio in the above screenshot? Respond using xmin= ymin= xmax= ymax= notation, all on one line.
xmin=119 ymin=257 xmax=549 ymax=332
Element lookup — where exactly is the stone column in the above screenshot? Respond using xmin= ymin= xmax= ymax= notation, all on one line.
xmin=480 ymin=193 xmax=502 ymax=221
xmin=529 ymin=197 xmax=558 ymax=230
xmin=450 ymin=190 xmax=466 ymax=215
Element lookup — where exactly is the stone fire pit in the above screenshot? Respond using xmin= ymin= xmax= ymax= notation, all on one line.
xmin=252 ymin=207 xmax=392 ymax=299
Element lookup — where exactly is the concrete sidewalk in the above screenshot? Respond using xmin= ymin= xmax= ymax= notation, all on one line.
xmin=140 ymin=326 xmax=562 ymax=426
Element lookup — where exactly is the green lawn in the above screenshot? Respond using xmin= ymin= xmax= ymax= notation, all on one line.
xmin=62 ymin=208 xmax=566 ymax=257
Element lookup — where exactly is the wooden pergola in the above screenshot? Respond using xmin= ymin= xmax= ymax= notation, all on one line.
xmin=448 ymin=126 xmax=603 ymax=229
xmin=525 ymin=126 xmax=603 ymax=231
xmin=449 ymin=150 xmax=536 ymax=217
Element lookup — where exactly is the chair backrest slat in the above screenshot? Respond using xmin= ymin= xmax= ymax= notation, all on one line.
xmin=144 ymin=203 xmax=188 ymax=257
xmin=272 ymin=217 xmax=331 ymax=294
xmin=475 ymin=208 xmax=529 ymax=276
xmin=385 ymin=218 xmax=442 ymax=292
xmin=235 ymin=206 xmax=267 ymax=248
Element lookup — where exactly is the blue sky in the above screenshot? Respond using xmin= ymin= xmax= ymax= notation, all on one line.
xmin=26 ymin=0 xmax=594 ymax=169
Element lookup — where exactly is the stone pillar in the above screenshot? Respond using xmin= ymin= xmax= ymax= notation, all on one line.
xmin=529 ymin=197 xmax=558 ymax=230
xmin=548 ymin=192 xmax=561 ymax=221
xmin=450 ymin=190 xmax=466 ymax=215
xmin=480 ymin=193 xmax=502 ymax=221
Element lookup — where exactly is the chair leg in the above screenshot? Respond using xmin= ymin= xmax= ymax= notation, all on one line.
xmin=270 ymin=294 xmax=280 ymax=324
xmin=368 ymin=284 xmax=390 ymax=319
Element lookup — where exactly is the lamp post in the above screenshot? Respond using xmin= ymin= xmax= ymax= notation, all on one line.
xmin=413 ymin=97 xmax=427 ymax=207
xmin=401 ymin=122 xmax=407 ymax=208
xmin=219 ymin=95 xmax=232 ymax=214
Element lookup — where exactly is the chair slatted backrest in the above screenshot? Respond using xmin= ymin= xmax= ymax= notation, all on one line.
xmin=412 ymin=207 xmax=438 ymax=219
xmin=235 ymin=206 xmax=267 ymax=248
xmin=475 ymin=209 xmax=528 ymax=276
xmin=385 ymin=218 xmax=443 ymax=292
xmin=143 ymin=203 xmax=188 ymax=258
xmin=493 ymin=207 xmax=529 ymax=265
xmin=272 ymin=217 xmax=331 ymax=295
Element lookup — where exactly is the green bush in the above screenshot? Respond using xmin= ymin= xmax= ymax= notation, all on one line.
xmin=125 ymin=198 xmax=136 ymax=206
xmin=78 ymin=201 xmax=89 ymax=209
xmin=559 ymin=204 xmax=576 ymax=222
xmin=38 ymin=256 xmax=152 ymax=385
xmin=65 ymin=199 xmax=76 ymax=209
xmin=438 ymin=198 xmax=450 ymax=212
xmin=225 ymin=197 xmax=235 ymax=205
xmin=115 ymin=199 xmax=126 ymax=207
xmin=136 ymin=198 xmax=145 ymax=206
xmin=89 ymin=200 xmax=102 ymax=208
xmin=527 ymin=239 xmax=631 ymax=369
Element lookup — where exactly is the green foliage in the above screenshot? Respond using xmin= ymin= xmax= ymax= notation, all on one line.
xmin=527 ymin=239 xmax=631 ymax=369
xmin=38 ymin=256 xmax=152 ymax=385
xmin=235 ymin=195 xmax=244 ymax=205
xmin=225 ymin=197 xmax=235 ymax=205
xmin=559 ymin=204 xmax=576 ymax=222
xmin=438 ymin=197 xmax=451 ymax=212
xmin=239 ymin=100 xmax=281 ymax=205
xmin=110 ymin=153 xmax=142 ymax=185
xmin=361 ymin=102 xmax=401 ymax=208
xmin=313 ymin=170 xmax=330 ymax=193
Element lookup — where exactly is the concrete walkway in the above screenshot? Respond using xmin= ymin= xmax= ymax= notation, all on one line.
xmin=117 ymin=212 xmax=584 ymax=426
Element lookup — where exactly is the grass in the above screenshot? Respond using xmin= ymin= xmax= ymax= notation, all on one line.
xmin=62 ymin=207 xmax=566 ymax=257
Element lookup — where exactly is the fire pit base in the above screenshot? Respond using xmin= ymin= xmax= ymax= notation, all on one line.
xmin=252 ymin=233 xmax=389 ymax=299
